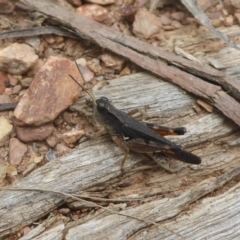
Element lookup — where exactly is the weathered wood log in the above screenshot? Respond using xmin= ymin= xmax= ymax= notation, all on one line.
xmin=19 ymin=0 xmax=240 ymax=127
xmin=0 ymin=73 xmax=239 ymax=239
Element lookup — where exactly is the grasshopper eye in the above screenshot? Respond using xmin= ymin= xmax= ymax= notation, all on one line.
xmin=96 ymin=97 xmax=109 ymax=111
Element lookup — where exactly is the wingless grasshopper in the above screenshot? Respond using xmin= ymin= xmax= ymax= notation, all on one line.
xmin=70 ymin=63 xmax=201 ymax=175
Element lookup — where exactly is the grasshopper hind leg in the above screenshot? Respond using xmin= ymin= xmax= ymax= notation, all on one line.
xmin=148 ymin=153 xmax=185 ymax=173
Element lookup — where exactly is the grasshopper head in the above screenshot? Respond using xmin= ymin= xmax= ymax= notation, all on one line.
xmin=96 ymin=97 xmax=110 ymax=111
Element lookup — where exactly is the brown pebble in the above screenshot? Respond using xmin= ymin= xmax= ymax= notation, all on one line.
xmin=12 ymin=84 xmax=22 ymax=95
xmin=59 ymin=208 xmax=70 ymax=215
xmin=171 ymin=12 xmax=185 ymax=21
xmin=223 ymin=15 xmax=234 ymax=27
xmin=8 ymin=75 xmax=18 ymax=86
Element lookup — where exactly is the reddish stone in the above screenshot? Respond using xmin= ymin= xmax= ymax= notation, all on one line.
xmin=76 ymin=4 xmax=110 ymax=24
xmin=171 ymin=12 xmax=185 ymax=21
xmin=0 ymin=95 xmax=11 ymax=104
xmin=160 ymin=15 xmax=172 ymax=25
xmin=0 ymin=71 xmax=7 ymax=94
xmin=13 ymin=57 xmax=83 ymax=126
xmin=9 ymin=138 xmax=27 ymax=166
xmin=12 ymin=85 xmax=22 ymax=95
xmin=8 ymin=74 xmax=18 ymax=86
xmin=133 ymin=7 xmax=162 ymax=39
xmin=16 ymin=123 xmax=54 ymax=142
xmin=0 ymin=0 xmax=15 ymax=14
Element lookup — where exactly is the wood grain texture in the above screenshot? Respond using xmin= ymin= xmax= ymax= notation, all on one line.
xmin=130 ymin=182 xmax=240 ymax=240
xmin=66 ymin=170 xmax=240 ymax=240
xmin=0 ymin=73 xmax=239 ymax=239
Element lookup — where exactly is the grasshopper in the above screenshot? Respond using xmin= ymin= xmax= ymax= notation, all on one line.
xmin=70 ymin=64 xmax=201 ymax=174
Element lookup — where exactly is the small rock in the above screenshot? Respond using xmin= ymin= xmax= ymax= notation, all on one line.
xmin=9 ymin=138 xmax=27 ymax=166
xmin=198 ymin=0 xmax=216 ymax=10
xmin=1 ymin=16 xmax=12 ymax=29
xmin=75 ymin=59 xmax=94 ymax=82
xmin=0 ymin=43 xmax=38 ymax=75
xmin=8 ymin=74 xmax=18 ymax=86
xmin=222 ymin=8 xmax=228 ymax=16
xmin=44 ymin=47 xmax=54 ymax=58
xmin=223 ymin=15 xmax=234 ymax=27
xmin=100 ymin=52 xmax=124 ymax=71
xmin=27 ymin=59 xmax=45 ymax=77
xmin=12 ymin=85 xmax=22 ymax=95
xmin=55 ymin=143 xmax=71 ymax=155
xmin=62 ymin=129 xmax=85 ymax=145
xmin=6 ymin=165 xmax=17 ymax=176
xmin=29 ymin=146 xmax=39 ymax=161
xmin=212 ymin=19 xmax=222 ymax=28
xmin=63 ymin=112 xmax=79 ymax=126
xmin=0 ymin=117 xmax=13 ymax=146
xmin=0 ymin=94 xmax=11 ymax=104
xmin=14 ymin=57 xmax=83 ymax=126
xmin=5 ymin=174 xmax=15 ymax=184
xmin=66 ymin=0 xmax=82 ymax=6
xmin=22 ymin=226 xmax=31 ymax=236
xmin=50 ymin=0 xmax=75 ymax=10
xmin=0 ymin=159 xmax=7 ymax=184
xmin=65 ymin=38 xmax=78 ymax=48
xmin=25 ymin=37 xmax=41 ymax=51
xmin=160 ymin=15 xmax=171 ymax=25
xmin=96 ymin=76 xmax=104 ymax=81
xmin=207 ymin=11 xmax=222 ymax=20
xmin=3 ymin=87 xmax=12 ymax=96
xmin=171 ymin=12 xmax=185 ymax=21
xmin=20 ymin=77 xmax=33 ymax=88
xmin=33 ymin=155 xmax=44 ymax=163
xmin=121 ymin=4 xmax=138 ymax=22
xmin=59 ymin=208 xmax=70 ymax=215
xmin=42 ymin=34 xmax=56 ymax=44
xmin=19 ymin=89 xmax=26 ymax=97
xmin=85 ymin=0 xmax=114 ymax=5
xmin=231 ymin=0 xmax=240 ymax=8
xmin=0 ymin=71 xmax=7 ymax=94
xmin=46 ymin=149 xmax=57 ymax=161
xmin=87 ymin=58 xmax=102 ymax=75
xmin=133 ymin=7 xmax=162 ymax=39
xmin=22 ymin=162 xmax=36 ymax=176
xmin=55 ymin=36 xmax=65 ymax=44
xmin=120 ymin=66 xmax=131 ymax=76
xmin=235 ymin=12 xmax=240 ymax=24
xmin=46 ymin=134 xmax=58 ymax=147
xmin=76 ymin=4 xmax=110 ymax=23
xmin=171 ymin=20 xmax=182 ymax=29
xmin=0 ymin=0 xmax=15 ymax=14
xmin=38 ymin=144 xmax=50 ymax=155
xmin=16 ymin=123 xmax=54 ymax=142
xmin=78 ymin=57 xmax=87 ymax=66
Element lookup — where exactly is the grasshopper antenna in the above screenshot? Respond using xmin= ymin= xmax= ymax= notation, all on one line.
xmin=69 ymin=62 xmax=96 ymax=103
xmin=69 ymin=75 xmax=96 ymax=103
